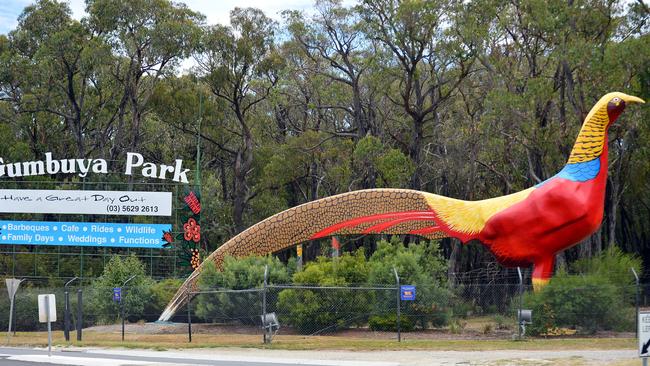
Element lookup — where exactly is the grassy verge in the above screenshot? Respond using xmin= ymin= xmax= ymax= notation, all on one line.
xmin=3 ymin=331 xmax=637 ymax=351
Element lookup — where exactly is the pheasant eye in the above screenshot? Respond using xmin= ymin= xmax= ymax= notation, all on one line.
xmin=612 ymin=97 xmax=620 ymax=103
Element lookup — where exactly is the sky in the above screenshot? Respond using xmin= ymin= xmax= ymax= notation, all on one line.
xmin=0 ymin=0 xmax=353 ymax=35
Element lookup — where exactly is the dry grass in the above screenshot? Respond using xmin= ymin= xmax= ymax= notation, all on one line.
xmin=3 ymin=331 xmax=637 ymax=351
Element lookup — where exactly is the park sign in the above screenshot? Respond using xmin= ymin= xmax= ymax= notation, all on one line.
xmin=0 ymin=189 xmax=172 ymax=216
xmin=0 ymin=220 xmax=172 ymax=248
xmin=0 ymin=152 xmax=191 ymax=183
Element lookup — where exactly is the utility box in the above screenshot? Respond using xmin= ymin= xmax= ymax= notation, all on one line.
xmin=518 ymin=309 xmax=532 ymax=324
xmin=38 ymin=294 xmax=57 ymax=323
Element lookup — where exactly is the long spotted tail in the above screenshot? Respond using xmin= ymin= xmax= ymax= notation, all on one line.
xmin=159 ymin=188 xmax=448 ymax=321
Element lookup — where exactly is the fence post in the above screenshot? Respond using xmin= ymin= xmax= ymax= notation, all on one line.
xmin=517 ymin=267 xmax=523 ymax=340
xmin=76 ymin=288 xmax=82 ymax=341
xmin=262 ymin=265 xmax=268 ymax=344
xmin=121 ymin=275 xmax=136 ymax=342
xmin=64 ymin=277 xmax=78 ymax=342
xmin=64 ymin=289 xmax=70 ymax=341
xmin=187 ymin=287 xmax=192 ymax=343
xmin=393 ymin=267 xmax=401 ymax=342
xmin=632 ymin=268 xmax=640 ymax=338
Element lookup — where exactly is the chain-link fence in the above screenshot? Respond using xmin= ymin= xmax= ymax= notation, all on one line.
xmin=1 ymin=276 xmax=644 ymax=343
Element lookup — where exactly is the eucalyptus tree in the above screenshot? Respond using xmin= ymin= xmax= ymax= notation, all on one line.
xmin=359 ymin=0 xmax=476 ymax=190
xmin=285 ymin=0 xmax=375 ymax=139
xmin=0 ymin=0 xmax=121 ymax=158
xmin=195 ymin=7 xmax=284 ymax=233
xmin=86 ymin=0 xmax=204 ymax=161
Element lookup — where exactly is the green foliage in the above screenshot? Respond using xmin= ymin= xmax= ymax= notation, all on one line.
xmin=352 ymin=136 xmax=414 ymax=188
xmin=368 ymin=238 xmax=452 ymax=329
xmin=376 ymin=149 xmax=415 ymax=188
xmin=0 ymin=288 xmax=39 ymax=331
xmin=292 ymin=250 xmax=369 ymax=285
xmin=571 ymin=246 xmax=641 ymax=297
xmin=368 ymin=314 xmax=414 ymax=332
xmin=194 ymin=255 xmax=289 ymax=324
xmin=144 ymin=278 xmax=184 ymax=321
xmin=524 ymin=247 xmax=640 ymax=335
xmin=88 ymin=255 xmax=155 ymax=324
xmin=277 ymin=251 xmax=372 ymax=333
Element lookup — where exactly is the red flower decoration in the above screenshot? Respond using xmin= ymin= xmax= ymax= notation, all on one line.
xmin=183 ymin=217 xmax=201 ymax=243
xmin=184 ymin=191 xmax=201 ymax=215
xmin=162 ymin=230 xmax=174 ymax=244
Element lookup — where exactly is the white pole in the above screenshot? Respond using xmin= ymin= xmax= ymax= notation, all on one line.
xmin=6 ymin=295 xmax=14 ymax=342
xmin=45 ymin=295 xmax=51 ymax=357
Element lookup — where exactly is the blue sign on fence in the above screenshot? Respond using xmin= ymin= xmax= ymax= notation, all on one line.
xmin=0 ymin=220 xmax=171 ymax=248
xmin=400 ymin=285 xmax=416 ymax=301
xmin=113 ymin=287 xmax=121 ymax=302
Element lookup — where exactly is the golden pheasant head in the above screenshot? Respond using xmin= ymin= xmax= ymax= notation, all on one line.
xmin=601 ymin=92 xmax=645 ymax=126
xmin=568 ymin=92 xmax=644 ymax=164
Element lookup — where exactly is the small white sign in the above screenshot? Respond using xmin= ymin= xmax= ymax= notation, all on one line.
xmin=38 ymin=294 xmax=57 ymax=323
xmin=5 ymin=278 xmax=21 ymax=298
xmin=0 ymin=189 xmax=172 ymax=216
xmin=640 ymin=310 xmax=650 ymax=357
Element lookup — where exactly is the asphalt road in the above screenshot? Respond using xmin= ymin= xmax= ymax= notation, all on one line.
xmin=0 ymin=347 xmax=369 ymax=366
xmin=0 ymin=354 xmax=60 ymax=366
xmin=0 ymin=345 xmax=638 ymax=366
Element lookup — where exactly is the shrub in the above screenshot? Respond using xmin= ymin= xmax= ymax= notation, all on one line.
xmin=572 ymin=246 xmax=641 ymax=298
xmin=0 ymin=287 xmax=40 ymax=331
xmin=524 ymin=246 xmax=640 ymax=335
xmin=88 ymin=254 xmax=155 ymax=324
xmin=144 ymin=278 xmax=184 ymax=321
xmin=368 ymin=314 xmax=414 ymax=332
xmin=194 ymin=255 xmax=288 ymax=325
xmin=367 ymin=238 xmax=452 ymax=329
xmin=277 ymin=251 xmax=373 ymax=333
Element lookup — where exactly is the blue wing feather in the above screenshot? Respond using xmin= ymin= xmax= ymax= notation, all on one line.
xmin=536 ymin=158 xmax=600 ymax=187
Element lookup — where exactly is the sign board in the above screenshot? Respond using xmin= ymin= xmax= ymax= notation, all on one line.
xmin=38 ymin=294 xmax=57 ymax=323
xmin=5 ymin=278 xmax=21 ymax=299
xmin=113 ymin=288 xmax=121 ymax=302
xmin=400 ymin=285 xmax=416 ymax=301
xmin=0 ymin=189 xmax=172 ymax=216
xmin=640 ymin=310 xmax=650 ymax=357
xmin=0 ymin=152 xmax=190 ymax=183
xmin=0 ymin=220 xmax=172 ymax=248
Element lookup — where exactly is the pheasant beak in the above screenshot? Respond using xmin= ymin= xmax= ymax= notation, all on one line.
xmin=621 ymin=95 xmax=645 ymax=104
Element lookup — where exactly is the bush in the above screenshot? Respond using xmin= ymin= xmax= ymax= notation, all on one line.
xmin=367 ymin=238 xmax=452 ymax=329
xmin=144 ymin=278 xmax=184 ymax=321
xmin=572 ymin=246 xmax=641 ymax=298
xmin=88 ymin=254 xmax=155 ymax=324
xmin=0 ymin=287 xmax=40 ymax=331
xmin=194 ymin=255 xmax=289 ymax=325
xmin=524 ymin=246 xmax=640 ymax=335
xmin=277 ymin=251 xmax=373 ymax=334
xmin=368 ymin=314 xmax=414 ymax=332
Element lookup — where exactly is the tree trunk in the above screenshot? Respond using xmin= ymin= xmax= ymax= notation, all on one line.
xmin=409 ymin=116 xmax=424 ymax=190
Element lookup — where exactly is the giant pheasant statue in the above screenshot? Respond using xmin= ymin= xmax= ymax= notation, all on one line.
xmin=159 ymin=92 xmax=644 ymax=321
